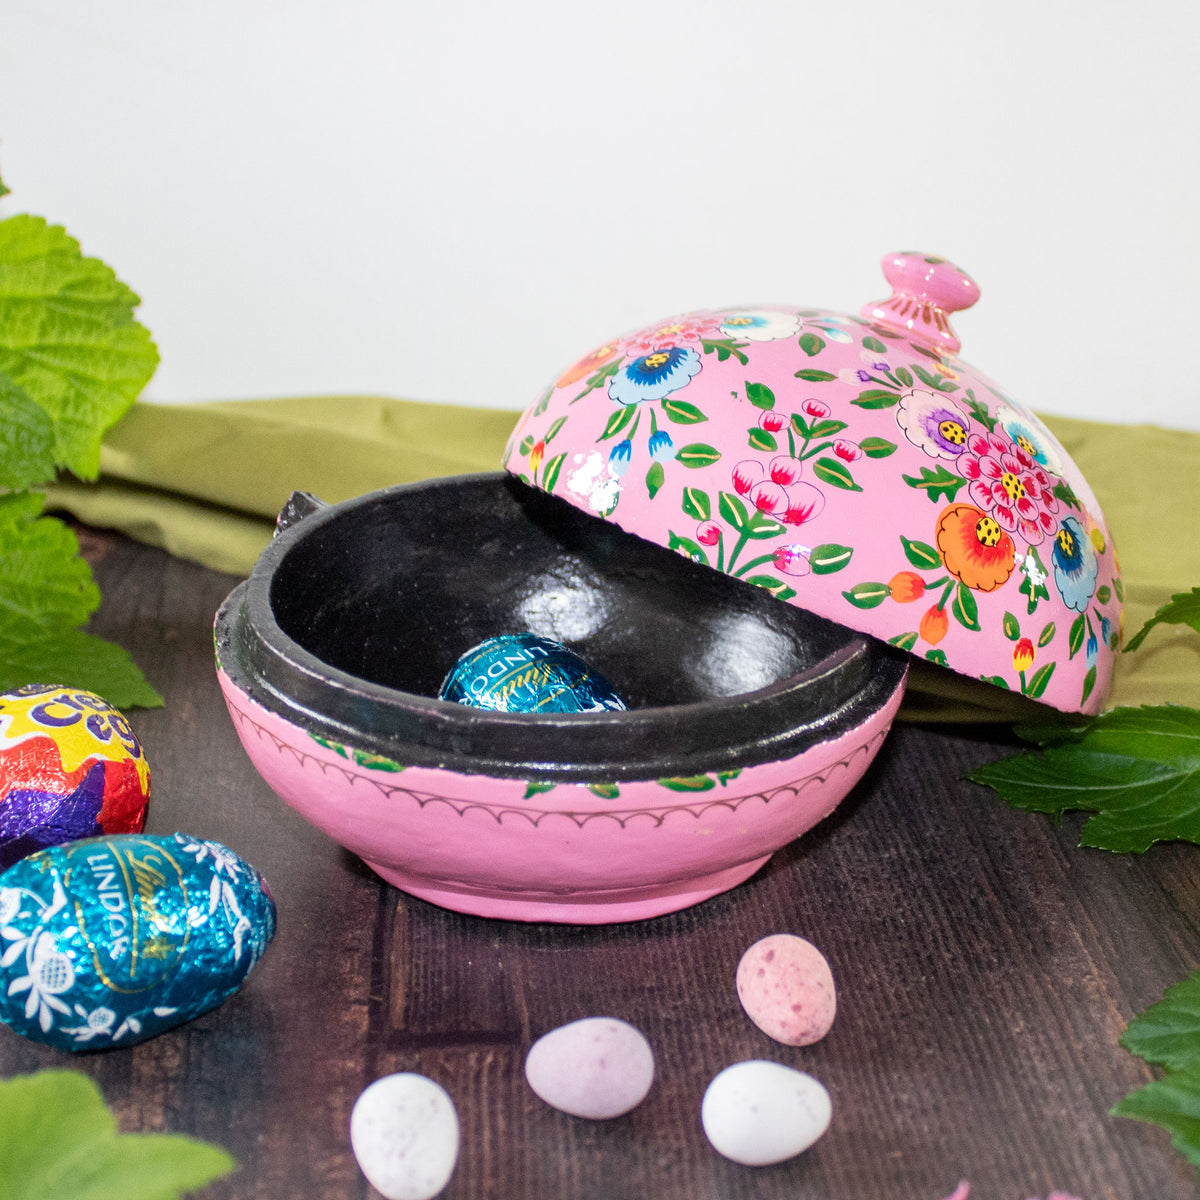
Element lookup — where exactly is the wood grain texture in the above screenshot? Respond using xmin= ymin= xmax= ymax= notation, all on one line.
xmin=2 ymin=526 xmax=1198 ymax=1200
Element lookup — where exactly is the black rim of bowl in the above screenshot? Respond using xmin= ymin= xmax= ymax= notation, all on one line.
xmin=215 ymin=473 xmax=907 ymax=781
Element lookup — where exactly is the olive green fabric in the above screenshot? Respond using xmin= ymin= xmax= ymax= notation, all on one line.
xmin=43 ymin=398 xmax=1200 ymax=721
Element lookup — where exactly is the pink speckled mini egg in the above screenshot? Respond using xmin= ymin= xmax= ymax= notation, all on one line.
xmin=736 ymin=933 xmax=837 ymax=1046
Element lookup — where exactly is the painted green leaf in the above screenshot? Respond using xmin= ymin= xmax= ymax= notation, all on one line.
xmin=681 ymin=487 xmax=711 ymax=521
xmin=744 ymin=381 xmax=775 ymax=410
xmin=893 ymin=366 xmax=914 ymax=388
xmin=889 ymin=631 xmax=919 ymax=651
xmin=1002 ymin=611 xmax=1021 ymax=641
xmin=645 ymin=461 xmax=665 ymax=499
xmin=662 ymin=398 xmax=707 ymax=425
xmin=667 ymin=532 xmax=709 ymax=565
xmin=0 ymin=215 xmax=160 ymax=480
xmin=600 ymin=404 xmax=637 ymax=441
xmin=587 ymin=782 xmax=620 ymax=799
xmin=952 ymin=581 xmax=981 ymax=631
xmin=859 ymin=436 xmax=898 ymax=458
xmin=1097 ymin=584 xmax=1112 ymax=604
xmin=1026 ymin=661 xmax=1055 ymax=699
xmin=925 ymin=649 xmax=949 ymax=666
xmin=901 ymin=535 xmax=940 ymax=571
xmin=532 ymin=386 xmax=553 ymax=416
xmin=1081 ymin=665 xmax=1097 ymax=706
xmin=1115 ymin=576 xmax=1126 ymax=602
xmin=523 ymin=781 xmax=557 ymax=798
xmin=1069 ymin=613 xmax=1087 ymax=659
xmin=748 ymin=428 xmax=778 ymax=453
xmin=912 ymin=363 xmax=958 ymax=393
xmin=862 ymin=335 xmax=888 ymax=354
xmin=745 ymin=512 xmax=786 ymax=540
xmin=808 ymin=418 xmax=848 ymax=439
xmin=0 ymin=494 xmax=161 ymax=706
xmin=852 ymin=388 xmax=900 ymax=409
xmin=798 ymin=332 xmax=825 ymax=357
xmin=676 ymin=442 xmax=721 ymax=469
xmin=0 ymin=1070 xmax=234 ymax=1200
xmin=1125 ymin=588 xmax=1200 ymax=653
xmin=718 ymin=491 xmax=752 ymax=532
xmin=701 ymin=337 xmax=749 ymax=365
xmin=968 ymin=705 xmax=1200 ymax=853
xmin=658 ymin=775 xmax=717 ymax=792
xmin=981 ymin=674 xmax=1011 ymax=689
xmin=520 ymin=434 xmax=535 ymax=455
xmin=962 ymin=388 xmax=996 ymax=432
xmin=1053 ymin=478 xmax=1083 ymax=510
xmin=902 ymin=465 xmax=965 ymax=503
xmin=843 ymin=581 xmax=890 ymax=609
xmin=543 ymin=416 xmax=566 ymax=443
xmin=810 ymin=543 xmax=854 ymax=575
xmin=1038 ymin=621 xmax=1056 ymax=647
xmin=812 ymin=456 xmax=862 ymax=491
xmin=744 ymin=575 xmax=795 ymax=601
xmin=794 ymin=369 xmax=836 ymax=382
xmin=542 ymin=452 xmax=566 ymax=492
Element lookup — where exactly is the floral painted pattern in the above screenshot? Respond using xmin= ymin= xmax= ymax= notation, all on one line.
xmin=503 ymin=301 xmax=1122 ymax=713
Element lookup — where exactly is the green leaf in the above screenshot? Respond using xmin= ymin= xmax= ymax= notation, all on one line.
xmin=532 ymin=386 xmax=553 ymax=416
xmin=1096 ymin=584 xmax=1112 ymax=605
xmin=893 ymin=366 xmax=914 ymax=388
xmin=809 ymin=543 xmax=853 ymax=574
xmin=0 ymin=372 xmax=57 ymax=488
xmin=812 ymin=456 xmax=862 ymax=491
xmin=843 ymin=581 xmax=890 ymax=609
xmin=0 ymin=215 xmax=159 ymax=479
xmin=587 ymin=782 xmax=620 ymax=799
xmin=748 ymin=428 xmax=778 ymax=453
xmin=889 ymin=631 xmax=919 ymax=651
xmin=661 ymin=397 xmax=707 ymax=425
xmin=658 ymin=775 xmax=717 ymax=792
xmin=793 ymin=369 xmax=836 ymax=382
xmin=524 ymin=780 xmax=557 ymax=798
xmin=1113 ymin=970 xmax=1200 ymax=1176
xmin=1069 ymin=613 xmax=1087 ymax=659
xmin=744 ymin=575 xmax=796 ymax=601
xmin=901 ymin=535 xmax=941 ymax=571
xmin=544 ymin=415 xmax=567 ymax=442
xmin=667 ymin=531 xmax=709 ymax=565
xmin=718 ymin=491 xmax=752 ymax=532
xmin=967 ymin=705 xmax=1200 ymax=853
xmin=1038 ymin=621 xmax=1056 ymax=647
xmin=902 ymin=465 xmax=966 ymax=504
xmin=0 ymin=1070 xmax=234 ymax=1200
xmin=859 ymin=436 xmax=898 ymax=458
xmin=1002 ymin=611 xmax=1021 ymax=641
xmin=600 ymin=403 xmax=637 ymax=441
xmin=0 ymin=494 xmax=161 ymax=707
xmin=700 ymin=337 xmax=749 ymax=365
xmin=952 ymin=581 xmax=980 ymax=631
xmin=676 ymin=442 xmax=721 ymax=469
xmin=1125 ymin=587 xmax=1200 ymax=653
xmin=681 ymin=486 xmax=710 ymax=521
xmin=519 ymin=434 xmax=535 ymax=455
xmin=851 ymin=388 xmax=900 ymax=409
xmin=798 ymin=332 xmax=825 ymax=357
xmin=542 ymin=451 xmax=566 ymax=492
xmin=808 ymin=418 xmax=848 ymax=439
xmin=1026 ymin=661 xmax=1055 ymax=699
xmin=744 ymin=381 xmax=775 ymax=410
xmin=645 ymin=461 xmax=665 ymax=499
xmin=862 ymin=335 xmax=888 ymax=354
xmin=1053 ymin=478 xmax=1083 ymax=510
xmin=1081 ymin=664 xmax=1097 ymax=706
xmin=912 ymin=363 xmax=958 ymax=393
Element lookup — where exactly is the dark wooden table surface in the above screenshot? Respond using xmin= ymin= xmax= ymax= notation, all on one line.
xmin=3 ymin=524 xmax=1198 ymax=1200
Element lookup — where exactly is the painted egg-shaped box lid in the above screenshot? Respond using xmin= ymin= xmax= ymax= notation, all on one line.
xmin=502 ymin=252 xmax=1122 ymax=714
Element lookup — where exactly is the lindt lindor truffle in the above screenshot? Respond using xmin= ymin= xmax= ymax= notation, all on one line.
xmin=0 ymin=685 xmax=151 ymax=871
xmin=0 ymin=832 xmax=275 ymax=1050
xmin=438 ymin=633 xmax=627 ymax=714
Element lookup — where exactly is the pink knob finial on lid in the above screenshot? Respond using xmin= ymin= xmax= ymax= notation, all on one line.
xmin=861 ymin=251 xmax=980 ymax=357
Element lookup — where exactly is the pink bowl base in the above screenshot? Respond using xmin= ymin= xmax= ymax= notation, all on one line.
xmin=218 ymin=666 xmax=905 ymax=924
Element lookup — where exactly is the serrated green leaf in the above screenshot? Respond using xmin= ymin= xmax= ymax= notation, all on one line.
xmin=0 ymin=1070 xmax=235 ymax=1200
xmin=0 ymin=494 xmax=161 ymax=707
xmin=901 ymin=535 xmax=940 ymax=571
xmin=1125 ymin=587 xmax=1200 ymax=653
xmin=912 ymin=363 xmax=958 ymax=393
xmin=681 ymin=487 xmax=710 ymax=521
xmin=968 ymin=704 xmax=1200 ymax=853
xmin=0 ymin=372 xmax=57 ymax=488
xmin=1113 ymin=1072 xmax=1200 ymax=1175
xmin=902 ymin=465 xmax=966 ymax=504
xmin=700 ymin=337 xmax=749 ymax=365
xmin=744 ymin=381 xmax=775 ymax=410
xmin=0 ymin=215 xmax=159 ymax=480
xmin=812 ymin=456 xmax=861 ymax=491
xmin=810 ymin=543 xmax=853 ymax=574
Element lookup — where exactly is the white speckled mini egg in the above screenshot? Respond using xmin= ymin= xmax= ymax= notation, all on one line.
xmin=525 ymin=1016 xmax=655 ymax=1119
xmin=701 ymin=1060 xmax=832 ymax=1166
xmin=350 ymin=1073 xmax=460 ymax=1200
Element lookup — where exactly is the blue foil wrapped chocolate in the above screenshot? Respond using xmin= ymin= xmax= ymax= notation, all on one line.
xmin=439 ymin=633 xmax=628 ymax=714
xmin=0 ymin=832 xmax=275 ymax=1051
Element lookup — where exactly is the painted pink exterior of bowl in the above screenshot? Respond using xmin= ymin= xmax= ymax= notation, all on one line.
xmin=218 ymin=666 xmax=904 ymax=923
xmin=502 ymin=257 xmax=1121 ymax=715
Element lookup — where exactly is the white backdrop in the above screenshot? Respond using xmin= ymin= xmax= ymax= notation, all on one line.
xmin=2 ymin=0 xmax=1197 ymax=429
